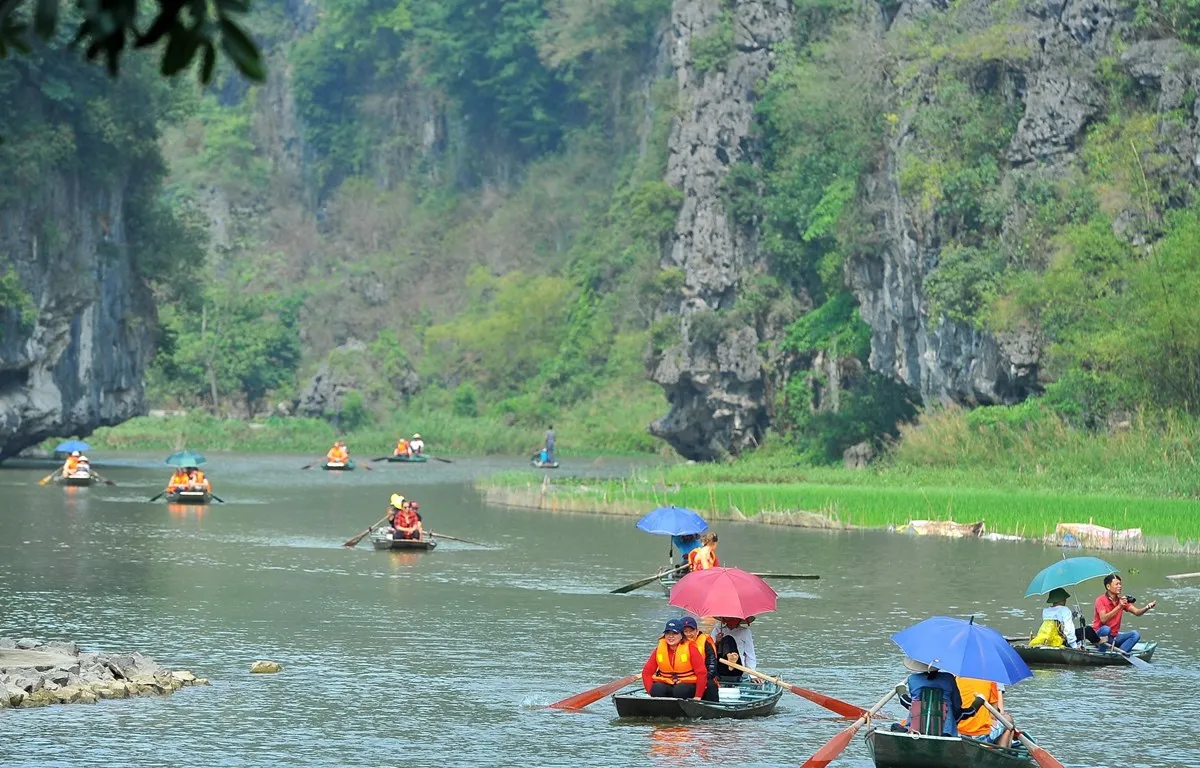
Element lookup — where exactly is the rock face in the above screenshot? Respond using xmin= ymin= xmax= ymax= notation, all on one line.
xmin=294 ymin=339 xmax=420 ymax=419
xmin=648 ymin=0 xmax=794 ymax=460
xmin=0 ymin=173 xmax=156 ymax=461
xmin=0 ymin=638 xmax=208 ymax=709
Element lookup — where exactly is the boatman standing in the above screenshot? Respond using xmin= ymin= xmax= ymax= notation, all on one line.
xmin=543 ymin=425 xmax=556 ymax=464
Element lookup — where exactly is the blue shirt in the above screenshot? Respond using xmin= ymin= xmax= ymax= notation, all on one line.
xmin=906 ymin=671 xmax=963 ymax=737
xmin=672 ymin=536 xmax=702 ymax=558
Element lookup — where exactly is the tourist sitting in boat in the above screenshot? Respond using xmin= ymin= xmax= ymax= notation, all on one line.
xmin=641 ymin=618 xmax=707 ymax=700
xmin=410 ymin=434 xmax=425 ymax=455
xmin=687 ymin=532 xmax=719 ymax=571
xmin=327 ymin=441 xmax=350 ymax=464
xmin=955 ymin=677 xmax=1014 ymax=747
xmin=61 ymin=450 xmax=85 ymax=477
xmin=897 ymin=658 xmax=965 ymax=737
xmin=712 ymin=615 xmax=756 ymax=682
xmin=185 ymin=467 xmax=212 ymax=493
xmin=681 ymin=617 xmax=719 ymax=702
xmin=1092 ymin=574 xmax=1156 ymax=654
xmin=671 ymin=533 xmax=702 ymax=568
xmin=1031 ymin=587 xmax=1083 ymax=649
xmin=166 ymin=468 xmax=190 ymax=494
xmin=387 ymin=494 xmax=423 ymax=540
xmin=393 ymin=438 xmax=411 ymax=457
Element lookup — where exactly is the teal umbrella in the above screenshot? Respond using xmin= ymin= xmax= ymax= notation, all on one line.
xmin=1024 ymin=556 xmax=1118 ymax=598
xmin=165 ymin=450 xmax=207 ymax=468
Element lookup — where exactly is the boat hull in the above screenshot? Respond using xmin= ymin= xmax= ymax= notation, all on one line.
xmin=387 ymin=455 xmax=428 ymax=463
xmin=612 ymin=679 xmax=782 ymax=720
xmin=166 ymin=491 xmax=212 ymax=505
xmin=61 ymin=474 xmax=94 ymax=487
xmin=323 ymin=461 xmax=356 ymax=471
xmin=866 ymin=729 xmax=1033 ymax=768
xmin=370 ymin=531 xmax=437 ymax=551
xmin=1008 ymin=640 xmax=1156 ymax=666
xmin=531 ymin=461 xmax=559 ymax=469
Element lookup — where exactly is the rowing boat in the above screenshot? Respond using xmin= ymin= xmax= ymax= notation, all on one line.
xmin=323 ymin=460 xmax=357 ymax=471
xmin=166 ymin=490 xmax=212 ymax=504
xmin=866 ymin=728 xmax=1033 ymax=767
xmin=370 ymin=530 xmax=438 ymax=551
xmin=59 ymin=472 xmax=94 ymax=487
xmin=1007 ymin=639 xmax=1157 ymax=667
xmin=531 ymin=459 xmax=559 ymax=469
xmin=387 ymin=454 xmax=428 ymax=463
xmin=658 ymin=568 xmax=684 ymax=596
xmin=611 ymin=678 xmax=782 ymax=719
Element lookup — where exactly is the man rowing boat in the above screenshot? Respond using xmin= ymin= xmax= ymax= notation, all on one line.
xmin=387 ymin=494 xmax=423 ymax=540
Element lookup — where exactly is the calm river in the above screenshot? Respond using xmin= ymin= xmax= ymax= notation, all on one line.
xmin=1 ymin=454 xmax=1197 ymax=767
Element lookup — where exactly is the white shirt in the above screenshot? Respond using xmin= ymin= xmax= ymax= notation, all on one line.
xmin=1042 ymin=604 xmax=1081 ymax=648
xmin=712 ymin=624 xmax=757 ymax=671
xmin=410 ymin=439 xmax=425 ymax=453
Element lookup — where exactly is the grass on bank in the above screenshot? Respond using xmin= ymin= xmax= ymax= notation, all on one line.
xmin=78 ymin=381 xmax=670 ymax=457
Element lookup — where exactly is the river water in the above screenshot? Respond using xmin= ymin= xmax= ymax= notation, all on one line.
xmin=1 ymin=453 xmax=1197 ymax=768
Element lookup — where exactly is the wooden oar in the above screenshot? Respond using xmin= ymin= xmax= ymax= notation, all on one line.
xmin=428 ymin=455 xmax=453 ymax=464
xmin=428 ymin=531 xmax=488 ymax=547
xmin=147 ymin=491 xmax=166 ymax=503
xmin=610 ymin=563 xmax=689 ymax=594
xmin=800 ymin=683 xmax=901 ymax=768
xmin=974 ymin=695 xmax=1065 ymax=768
xmin=344 ymin=515 xmax=390 ymax=548
xmin=1083 ymin=626 xmax=1152 ymax=669
xmin=300 ymin=459 xmax=322 ymax=470
xmin=718 ymin=659 xmax=870 ymax=719
xmin=370 ymin=456 xmax=391 ymax=462
xmin=1167 ymin=571 xmax=1200 ymax=580
xmin=750 ymin=573 xmax=819 ymax=580
xmin=90 ymin=470 xmax=116 ymax=486
xmin=211 ymin=493 xmax=226 ymax=503
xmin=547 ymin=673 xmax=638 ymax=710
xmin=37 ymin=470 xmax=60 ymax=486
xmin=360 ymin=463 xmax=374 ymax=471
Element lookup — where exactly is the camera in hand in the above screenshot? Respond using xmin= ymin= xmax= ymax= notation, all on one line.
xmin=1123 ymin=595 xmax=1136 ymax=603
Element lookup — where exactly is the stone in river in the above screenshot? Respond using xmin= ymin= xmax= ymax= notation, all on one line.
xmin=250 ymin=661 xmax=282 ymax=674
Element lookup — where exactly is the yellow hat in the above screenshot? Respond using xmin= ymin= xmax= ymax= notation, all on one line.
xmin=390 ymin=493 xmax=405 ymax=507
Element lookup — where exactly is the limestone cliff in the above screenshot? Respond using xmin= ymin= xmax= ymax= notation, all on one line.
xmin=0 ymin=175 xmax=155 ymax=461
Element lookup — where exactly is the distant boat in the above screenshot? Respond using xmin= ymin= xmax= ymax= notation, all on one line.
xmin=370 ymin=530 xmax=438 ymax=551
xmin=323 ymin=460 xmax=356 ymax=471
xmin=387 ymin=455 xmax=428 ymax=463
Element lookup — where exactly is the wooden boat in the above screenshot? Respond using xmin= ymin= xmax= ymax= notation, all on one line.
xmin=1007 ymin=638 xmax=1157 ymax=667
xmin=166 ymin=489 xmax=212 ymax=504
xmin=531 ymin=459 xmax=559 ymax=469
xmin=611 ymin=678 xmax=782 ymax=719
xmin=866 ymin=728 xmax=1032 ymax=768
xmin=322 ymin=460 xmax=356 ymax=471
xmin=59 ymin=471 xmax=94 ymax=487
xmin=370 ymin=529 xmax=438 ymax=551
xmin=387 ymin=454 xmax=428 ymax=463
xmin=658 ymin=568 xmax=684 ymax=596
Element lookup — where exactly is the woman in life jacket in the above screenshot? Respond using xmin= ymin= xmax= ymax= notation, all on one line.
xmin=681 ymin=616 xmax=720 ymax=701
xmin=640 ymin=619 xmax=708 ymax=700
xmin=687 ymin=532 xmax=719 ymax=571
xmin=166 ymin=469 xmax=189 ymax=493
xmin=394 ymin=438 xmax=410 ymax=457
xmin=62 ymin=451 xmax=82 ymax=477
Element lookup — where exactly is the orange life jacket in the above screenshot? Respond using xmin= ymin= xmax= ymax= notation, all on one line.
xmin=167 ymin=472 xmax=188 ymax=491
xmin=689 ymin=545 xmax=719 ymax=571
xmin=652 ymin=639 xmax=697 ymax=685
xmin=64 ymin=457 xmax=79 ymax=473
xmin=395 ymin=440 xmax=409 ymax=455
xmin=327 ymin=447 xmax=348 ymax=462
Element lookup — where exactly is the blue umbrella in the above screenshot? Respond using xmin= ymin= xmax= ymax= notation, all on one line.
xmin=165 ymin=450 xmax=207 ymax=468
xmin=54 ymin=440 xmax=91 ymax=453
xmin=635 ymin=506 xmax=709 ymax=537
xmin=892 ymin=616 xmax=1032 ymax=686
xmin=1024 ymin=556 xmax=1118 ymax=597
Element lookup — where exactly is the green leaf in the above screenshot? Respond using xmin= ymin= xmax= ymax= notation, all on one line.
xmin=218 ymin=18 xmax=264 ymax=81
xmin=199 ymin=40 xmax=216 ymax=84
xmin=161 ymin=27 xmax=198 ymax=76
xmin=34 ymin=0 xmax=58 ymax=39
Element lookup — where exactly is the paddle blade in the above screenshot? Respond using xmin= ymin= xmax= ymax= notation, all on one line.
xmin=611 ymin=574 xmax=661 ymax=594
xmin=1024 ymin=740 xmax=1066 ymax=768
xmin=547 ymin=674 xmax=637 ymax=710
xmin=801 ymin=721 xmax=862 ymax=768
xmin=787 ymin=684 xmax=868 ymax=719
xmin=371 ymin=456 xmax=390 ymax=462
xmin=1125 ymin=653 xmax=1152 ymax=669
xmin=431 ymin=456 xmax=453 ymax=463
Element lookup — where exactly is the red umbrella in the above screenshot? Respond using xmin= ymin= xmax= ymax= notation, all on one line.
xmin=668 ymin=567 xmax=778 ymax=619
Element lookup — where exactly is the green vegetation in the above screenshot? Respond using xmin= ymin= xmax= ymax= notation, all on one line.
xmin=0 ymin=264 xmax=37 ymax=337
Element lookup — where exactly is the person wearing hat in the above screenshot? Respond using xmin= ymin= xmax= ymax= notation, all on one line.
xmin=387 ymin=493 xmax=423 ymax=540
xmin=898 ymin=657 xmax=964 ymax=737
xmin=1030 ymin=587 xmax=1082 ymax=648
xmin=712 ymin=615 xmax=756 ymax=682
xmin=641 ymin=619 xmax=708 ymax=700
xmin=681 ymin=617 xmax=720 ymax=701
xmin=410 ymin=434 xmax=425 ymax=455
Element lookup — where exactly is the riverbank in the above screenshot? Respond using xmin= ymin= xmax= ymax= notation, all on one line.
xmin=0 ymin=638 xmax=208 ymax=709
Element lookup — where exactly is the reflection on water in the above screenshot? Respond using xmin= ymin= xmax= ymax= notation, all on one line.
xmin=0 ymin=453 xmax=1198 ymax=767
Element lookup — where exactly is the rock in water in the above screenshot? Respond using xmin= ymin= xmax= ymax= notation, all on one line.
xmin=250 ymin=661 xmax=282 ymax=674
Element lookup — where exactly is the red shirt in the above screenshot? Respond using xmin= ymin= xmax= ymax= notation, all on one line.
xmin=641 ymin=643 xmax=707 ymax=700
xmin=1093 ymin=593 xmax=1127 ymax=633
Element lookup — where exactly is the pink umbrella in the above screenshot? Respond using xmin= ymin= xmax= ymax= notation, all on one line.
xmin=668 ymin=567 xmax=778 ymax=619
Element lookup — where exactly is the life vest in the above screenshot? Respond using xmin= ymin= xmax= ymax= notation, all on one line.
xmin=395 ymin=440 xmax=409 ymax=455
xmin=956 ymin=678 xmax=998 ymax=737
xmin=691 ymin=633 xmax=717 ymax=677
xmin=652 ymin=638 xmax=697 ymax=685
xmin=1030 ymin=619 xmax=1067 ymax=648
xmin=64 ymin=457 xmax=79 ymax=473
xmin=167 ymin=472 xmax=188 ymax=491
xmin=689 ymin=545 xmax=719 ymax=571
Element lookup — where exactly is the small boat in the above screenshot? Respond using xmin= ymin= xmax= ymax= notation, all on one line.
xmin=323 ymin=460 xmax=357 ymax=471
xmin=1007 ymin=639 xmax=1157 ymax=667
xmin=658 ymin=568 xmax=685 ymax=596
xmin=387 ymin=454 xmax=428 ymax=463
xmin=531 ymin=459 xmax=559 ymax=469
xmin=865 ymin=728 xmax=1032 ymax=768
xmin=611 ymin=678 xmax=782 ymax=719
xmin=59 ymin=471 xmax=94 ymax=487
xmin=166 ymin=489 xmax=212 ymax=504
xmin=370 ymin=529 xmax=438 ymax=551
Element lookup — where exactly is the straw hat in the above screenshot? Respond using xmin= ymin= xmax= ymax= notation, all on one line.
xmin=903 ymin=657 xmax=935 ymax=674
